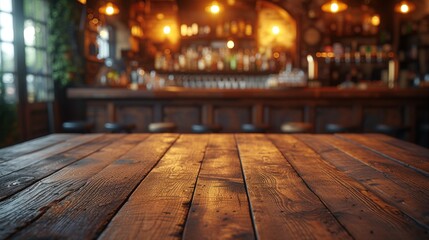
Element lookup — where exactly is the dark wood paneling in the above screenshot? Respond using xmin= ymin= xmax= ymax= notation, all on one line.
xmin=264 ymin=105 xmax=305 ymax=132
xmin=316 ymin=106 xmax=356 ymax=132
xmin=214 ymin=106 xmax=251 ymax=132
xmin=116 ymin=104 xmax=153 ymax=132
xmin=362 ymin=106 xmax=404 ymax=132
xmin=27 ymin=104 xmax=50 ymax=139
xmin=87 ymin=102 xmax=109 ymax=132
xmin=163 ymin=106 xmax=200 ymax=132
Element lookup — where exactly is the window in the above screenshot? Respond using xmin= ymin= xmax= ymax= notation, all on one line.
xmin=0 ymin=0 xmax=17 ymax=103
xmin=24 ymin=0 xmax=52 ymax=103
xmin=97 ymin=26 xmax=110 ymax=59
xmin=0 ymin=0 xmax=52 ymax=104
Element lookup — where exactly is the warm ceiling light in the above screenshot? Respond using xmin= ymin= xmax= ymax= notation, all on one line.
xmin=99 ymin=2 xmax=120 ymax=16
xmin=394 ymin=1 xmax=415 ymax=14
xmin=371 ymin=15 xmax=380 ymax=26
xmin=272 ymin=26 xmax=280 ymax=35
xmin=163 ymin=25 xmax=171 ymax=35
xmin=321 ymin=0 xmax=348 ymax=13
xmin=207 ymin=1 xmax=221 ymax=14
xmin=76 ymin=0 xmax=86 ymax=4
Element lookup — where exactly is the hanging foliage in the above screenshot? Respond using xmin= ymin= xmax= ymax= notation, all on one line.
xmin=48 ymin=0 xmax=84 ymax=86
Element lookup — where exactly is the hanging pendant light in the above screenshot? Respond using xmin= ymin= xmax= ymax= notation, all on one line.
xmin=76 ymin=0 xmax=87 ymax=4
xmin=206 ymin=1 xmax=222 ymax=15
xmin=99 ymin=1 xmax=120 ymax=16
xmin=394 ymin=1 xmax=415 ymax=14
xmin=321 ymin=0 xmax=348 ymax=13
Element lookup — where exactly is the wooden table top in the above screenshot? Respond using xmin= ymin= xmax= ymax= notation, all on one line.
xmin=0 ymin=133 xmax=428 ymax=239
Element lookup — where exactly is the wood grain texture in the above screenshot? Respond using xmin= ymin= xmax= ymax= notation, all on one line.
xmin=0 ymin=134 xmax=125 ymax=201
xmin=10 ymin=134 xmax=178 ymax=240
xmin=0 ymin=134 xmax=77 ymax=162
xmin=0 ymin=134 xmax=148 ymax=239
xmin=0 ymin=134 xmax=103 ymax=177
xmin=268 ymin=134 xmax=429 ymax=239
xmin=99 ymin=134 xmax=209 ymax=240
xmin=316 ymin=134 xmax=429 ymax=199
xmin=296 ymin=134 xmax=429 ymax=229
xmin=183 ymin=134 xmax=255 ymax=240
xmin=338 ymin=134 xmax=429 ymax=175
xmin=236 ymin=134 xmax=351 ymax=240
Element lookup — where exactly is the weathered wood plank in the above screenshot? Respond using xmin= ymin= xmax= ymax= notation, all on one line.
xmin=0 ymin=134 xmax=125 ymax=201
xmin=183 ymin=134 xmax=255 ymax=240
xmin=236 ymin=134 xmax=351 ymax=240
xmin=9 ymin=134 xmax=179 ymax=240
xmin=296 ymin=134 xmax=429 ymax=229
xmin=0 ymin=134 xmax=149 ymax=239
xmin=0 ymin=134 xmax=77 ymax=162
xmin=269 ymin=134 xmax=429 ymax=239
xmin=99 ymin=134 xmax=209 ymax=240
xmin=0 ymin=134 xmax=104 ymax=177
xmin=315 ymin=134 xmax=429 ymax=199
xmin=338 ymin=134 xmax=429 ymax=175
xmin=359 ymin=133 xmax=429 ymax=156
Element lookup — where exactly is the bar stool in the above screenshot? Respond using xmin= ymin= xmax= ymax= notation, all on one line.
xmin=373 ymin=124 xmax=410 ymax=139
xmin=148 ymin=122 xmax=177 ymax=133
xmin=241 ymin=123 xmax=269 ymax=133
xmin=62 ymin=121 xmax=94 ymax=133
xmin=325 ymin=123 xmax=359 ymax=133
xmin=104 ymin=122 xmax=136 ymax=133
xmin=191 ymin=124 xmax=222 ymax=133
xmin=281 ymin=122 xmax=313 ymax=133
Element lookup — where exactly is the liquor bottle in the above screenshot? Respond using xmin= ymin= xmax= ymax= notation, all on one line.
xmin=243 ymin=50 xmax=250 ymax=72
xmin=230 ymin=53 xmax=237 ymax=71
xmin=245 ymin=23 xmax=252 ymax=36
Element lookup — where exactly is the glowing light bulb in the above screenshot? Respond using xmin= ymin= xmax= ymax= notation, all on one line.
xmin=163 ymin=25 xmax=171 ymax=35
xmin=272 ymin=26 xmax=280 ymax=35
xmin=106 ymin=6 xmax=114 ymax=15
xmin=210 ymin=4 xmax=220 ymax=14
xmin=371 ymin=15 xmax=380 ymax=26
xmin=330 ymin=3 xmax=339 ymax=13
xmin=400 ymin=3 xmax=409 ymax=13
xmin=99 ymin=2 xmax=119 ymax=16
xmin=227 ymin=40 xmax=234 ymax=49
xmin=207 ymin=2 xmax=221 ymax=14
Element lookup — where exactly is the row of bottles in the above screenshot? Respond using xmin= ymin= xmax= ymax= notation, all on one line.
xmin=180 ymin=20 xmax=253 ymax=38
xmin=317 ymin=43 xmax=395 ymax=64
xmin=154 ymin=47 xmax=287 ymax=72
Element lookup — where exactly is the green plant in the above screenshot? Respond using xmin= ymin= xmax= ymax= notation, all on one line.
xmin=48 ymin=0 xmax=83 ymax=86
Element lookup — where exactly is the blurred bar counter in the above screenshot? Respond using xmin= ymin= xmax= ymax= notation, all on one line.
xmin=67 ymin=86 xmax=429 ymax=146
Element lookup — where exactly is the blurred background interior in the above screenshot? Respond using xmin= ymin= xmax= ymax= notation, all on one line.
xmin=0 ymin=0 xmax=429 ymax=147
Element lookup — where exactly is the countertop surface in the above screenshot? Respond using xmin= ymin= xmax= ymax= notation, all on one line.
xmin=0 ymin=133 xmax=428 ymax=239
xmin=67 ymin=86 xmax=429 ymax=99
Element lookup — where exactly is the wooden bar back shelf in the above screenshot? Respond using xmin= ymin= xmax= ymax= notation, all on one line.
xmin=0 ymin=133 xmax=428 ymax=239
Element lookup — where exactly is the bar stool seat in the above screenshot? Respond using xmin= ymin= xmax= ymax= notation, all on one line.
xmin=281 ymin=122 xmax=313 ymax=133
xmin=104 ymin=122 xmax=136 ymax=133
xmin=192 ymin=124 xmax=222 ymax=133
xmin=241 ymin=123 xmax=269 ymax=133
xmin=62 ymin=121 xmax=94 ymax=133
xmin=373 ymin=124 xmax=410 ymax=138
xmin=325 ymin=123 xmax=359 ymax=133
xmin=148 ymin=122 xmax=177 ymax=133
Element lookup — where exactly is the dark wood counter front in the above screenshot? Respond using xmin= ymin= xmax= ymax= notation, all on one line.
xmin=67 ymin=87 xmax=429 ymax=145
xmin=1 ymin=133 xmax=428 ymax=239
